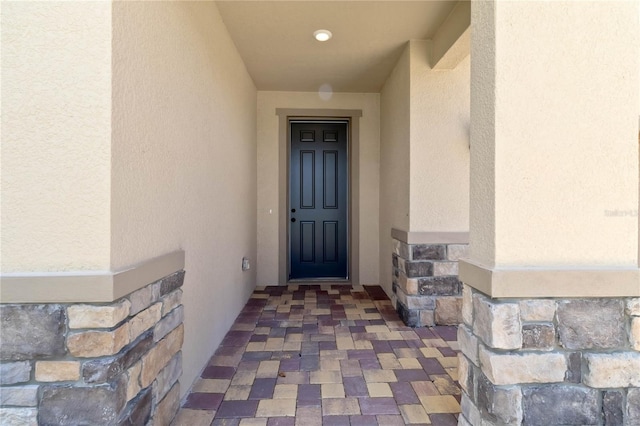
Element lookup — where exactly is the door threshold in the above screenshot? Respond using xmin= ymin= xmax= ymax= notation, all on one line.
xmin=287 ymin=279 xmax=351 ymax=285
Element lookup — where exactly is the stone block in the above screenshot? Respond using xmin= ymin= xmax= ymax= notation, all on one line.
xmin=129 ymin=282 xmax=161 ymax=316
xmin=119 ymin=387 xmax=152 ymax=426
xmin=129 ymin=303 xmax=162 ymax=342
xmin=518 ymin=299 xmax=556 ymax=322
xmin=418 ymin=276 xmax=460 ymax=296
xmin=626 ymin=298 xmax=640 ymax=316
xmin=631 ymin=317 xmax=640 ymax=350
xmin=476 ymin=373 xmax=522 ymax=425
xmin=628 ymin=388 xmax=640 ymax=424
xmin=0 ymin=385 xmax=38 ymax=406
xmin=126 ymin=361 xmax=143 ymax=402
xmin=557 ymin=299 xmax=626 ymax=350
xmin=141 ymin=325 xmax=183 ymax=388
xmin=457 ymin=325 xmax=479 ymax=366
xmin=411 ymin=295 xmax=436 ymax=310
xmin=35 ymin=361 xmax=80 ymax=382
xmin=583 ymin=352 xmax=640 ymax=388
xmin=161 ymin=290 xmax=182 ymax=317
xmin=398 ymin=291 xmax=435 ymax=310
xmin=565 ymin=352 xmax=581 ymax=384
xmin=458 ymin=415 xmax=472 ymax=426
xmin=479 ymin=346 xmax=566 ymax=385
xmin=461 ymin=284 xmax=473 ymax=327
xmin=419 ymin=309 xmax=434 ymax=327
xmin=395 ymin=286 xmax=408 ymax=306
xmin=0 ymin=361 xmax=31 ymax=385
xmin=39 ymin=383 xmax=126 ymax=425
xmin=83 ymin=330 xmax=153 ymax=384
xmin=0 ymin=305 xmax=66 ymax=361
xmin=412 ymin=244 xmax=446 ymax=260
xmin=435 ymin=297 xmax=462 ymax=325
xmin=522 ymin=323 xmax=555 ymax=350
xmin=159 ymin=271 xmax=185 ymax=296
xmin=152 ymin=352 xmax=182 ymax=403
xmin=67 ymin=322 xmax=130 ymax=358
xmin=457 ymin=414 xmax=473 ymax=426
xmin=396 ymin=301 xmax=419 ymax=328
xmin=154 ymin=305 xmax=184 ymax=342
xmin=396 ymin=272 xmax=418 ymax=295
xmin=67 ymin=299 xmax=130 ymax=329
xmin=473 ymin=293 xmax=522 ymax=350
xmin=404 ymin=261 xmax=434 ymax=278
xmin=603 ymin=390 xmax=624 ymax=426
xmin=0 ymin=408 xmax=37 ymax=426
xmin=433 ymin=261 xmax=458 ymax=277
xmin=392 ymin=274 xmax=399 ymax=292
xmin=457 ymin=353 xmax=473 ymax=398
xmin=522 ymin=385 xmax=600 ymax=426
xmin=151 ymin=382 xmax=180 ymax=426
xmin=392 ymin=239 xmax=410 ymax=260
xmin=460 ymin=393 xmax=481 ymax=426
xmin=446 ymin=244 xmax=469 ymax=261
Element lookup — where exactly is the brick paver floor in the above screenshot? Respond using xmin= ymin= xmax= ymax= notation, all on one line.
xmin=173 ymin=284 xmax=461 ymax=425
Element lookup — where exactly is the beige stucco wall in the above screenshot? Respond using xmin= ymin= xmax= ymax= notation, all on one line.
xmin=256 ymin=91 xmax=380 ymax=286
xmin=470 ymin=0 xmax=639 ymax=267
xmin=111 ymin=1 xmax=257 ymax=396
xmin=379 ymin=45 xmax=411 ymax=295
xmin=379 ymin=41 xmax=470 ymax=295
xmin=1 ymin=1 xmax=112 ymax=272
xmin=409 ymin=40 xmax=470 ymax=232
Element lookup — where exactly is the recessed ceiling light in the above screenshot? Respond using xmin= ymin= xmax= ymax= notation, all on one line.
xmin=313 ymin=29 xmax=332 ymax=42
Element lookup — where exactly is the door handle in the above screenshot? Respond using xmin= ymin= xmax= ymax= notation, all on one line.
xmin=291 ymin=218 xmax=296 ymax=222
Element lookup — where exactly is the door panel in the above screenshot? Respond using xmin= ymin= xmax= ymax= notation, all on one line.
xmin=323 ymin=221 xmax=338 ymax=262
xmin=290 ymin=122 xmax=348 ymax=279
xmin=323 ymin=151 xmax=338 ymax=208
xmin=300 ymin=221 xmax=315 ymax=262
xmin=300 ymin=151 xmax=315 ymax=208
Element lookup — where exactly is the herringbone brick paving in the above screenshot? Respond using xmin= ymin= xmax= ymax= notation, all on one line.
xmin=173 ymin=285 xmax=461 ymax=425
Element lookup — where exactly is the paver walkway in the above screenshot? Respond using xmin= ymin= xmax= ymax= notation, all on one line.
xmin=173 ymin=284 xmax=461 ymax=425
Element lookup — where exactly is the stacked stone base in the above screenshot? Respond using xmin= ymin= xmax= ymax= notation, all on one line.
xmin=0 ymin=271 xmax=185 ymax=425
xmin=392 ymin=238 xmax=468 ymax=327
xmin=458 ymin=283 xmax=640 ymax=425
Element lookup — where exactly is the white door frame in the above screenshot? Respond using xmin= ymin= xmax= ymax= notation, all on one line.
xmin=276 ymin=108 xmax=363 ymax=285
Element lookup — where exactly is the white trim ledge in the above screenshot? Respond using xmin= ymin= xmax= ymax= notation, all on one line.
xmin=459 ymin=259 xmax=640 ymax=298
xmin=0 ymin=251 xmax=185 ymax=303
xmin=391 ymin=229 xmax=469 ymax=245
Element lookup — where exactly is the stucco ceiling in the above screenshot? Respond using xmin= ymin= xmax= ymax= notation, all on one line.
xmin=216 ymin=1 xmax=458 ymax=93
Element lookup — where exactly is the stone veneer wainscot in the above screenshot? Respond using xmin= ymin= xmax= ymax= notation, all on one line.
xmin=458 ymin=284 xmax=640 ymax=425
xmin=392 ymin=236 xmax=468 ymax=327
xmin=0 ymin=271 xmax=185 ymax=425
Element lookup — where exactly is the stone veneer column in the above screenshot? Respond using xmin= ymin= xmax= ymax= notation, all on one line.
xmin=391 ymin=233 xmax=469 ymax=327
xmin=0 ymin=271 xmax=185 ymax=425
xmin=458 ymin=288 xmax=640 ymax=425
xmin=459 ymin=1 xmax=640 ymax=424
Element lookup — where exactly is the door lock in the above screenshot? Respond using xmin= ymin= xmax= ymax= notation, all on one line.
xmin=291 ymin=208 xmax=296 ymax=213
xmin=291 ymin=218 xmax=296 ymax=222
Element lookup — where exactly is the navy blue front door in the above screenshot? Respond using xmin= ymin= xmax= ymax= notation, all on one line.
xmin=289 ymin=121 xmax=348 ymax=279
